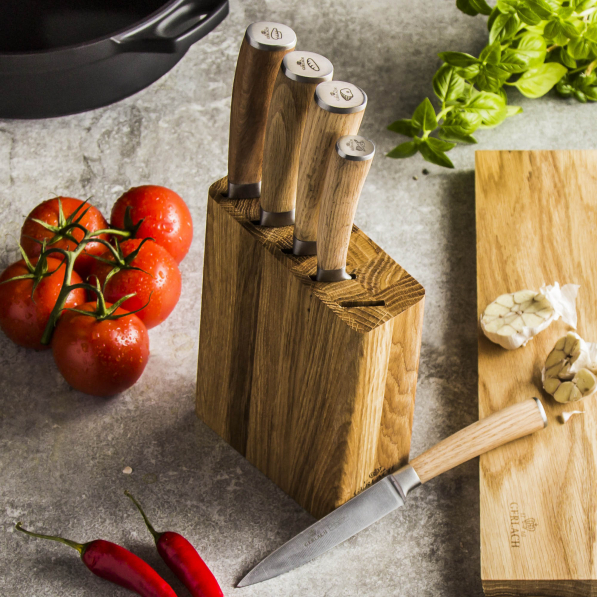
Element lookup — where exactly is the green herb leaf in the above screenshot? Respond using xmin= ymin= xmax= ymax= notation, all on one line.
xmin=462 ymin=91 xmax=508 ymax=126
xmin=559 ymin=47 xmax=577 ymax=69
xmin=489 ymin=12 xmax=521 ymax=44
xmin=505 ymin=105 xmax=523 ymax=116
xmin=433 ymin=65 xmax=466 ymax=103
xmin=439 ymin=126 xmax=479 ymax=143
xmin=470 ymin=0 xmax=492 ymax=14
xmin=480 ymin=41 xmax=502 ymax=65
xmin=387 ymin=119 xmax=420 ymax=137
xmin=387 ymin=141 xmax=419 ymax=159
xmin=513 ymin=62 xmax=568 ymax=97
xmin=457 ymin=0 xmax=480 ymax=15
xmin=411 ymin=98 xmax=438 ymax=131
xmin=438 ymin=51 xmax=479 ymax=67
xmin=517 ymin=4 xmax=543 ymax=26
xmin=419 ymin=139 xmax=455 ymax=168
xmin=444 ymin=110 xmax=483 ymax=133
xmin=567 ymin=37 xmax=592 ymax=60
xmin=526 ymin=0 xmax=553 ymax=19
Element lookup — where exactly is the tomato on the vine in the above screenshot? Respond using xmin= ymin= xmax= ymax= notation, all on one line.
xmin=111 ymin=185 xmax=193 ymax=264
xmin=0 ymin=257 xmax=85 ymax=350
xmin=90 ymin=239 xmax=181 ymax=329
xmin=20 ymin=197 xmax=109 ymax=280
xmin=52 ymin=302 xmax=150 ymax=397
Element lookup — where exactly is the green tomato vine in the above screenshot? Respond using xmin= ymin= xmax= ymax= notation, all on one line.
xmin=388 ymin=0 xmax=597 ymax=168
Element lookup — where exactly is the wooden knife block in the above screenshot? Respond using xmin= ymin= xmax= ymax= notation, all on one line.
xmin=196 ymin=177 xmax=425 ymax=518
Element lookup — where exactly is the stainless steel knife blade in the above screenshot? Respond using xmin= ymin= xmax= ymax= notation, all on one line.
xmin=237 ymin=397 xmax=549 ymax=588
xmin=237 ymin=468 xmax=418 ymax=587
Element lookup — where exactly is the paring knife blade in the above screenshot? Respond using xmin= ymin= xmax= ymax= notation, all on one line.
xmin=238 ymin=397 xmax=548 ymax=587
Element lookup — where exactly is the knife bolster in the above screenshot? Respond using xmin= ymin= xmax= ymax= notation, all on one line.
xmin=390 ymin=465 xmax=421 ymax=499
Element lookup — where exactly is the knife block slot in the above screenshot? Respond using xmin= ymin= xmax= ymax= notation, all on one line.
xmin=196 ymin=177 xmax=425 ymax=518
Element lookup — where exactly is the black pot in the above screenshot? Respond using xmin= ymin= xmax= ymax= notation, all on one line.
xmin=0 ymin=0 xmax=229 ymax=119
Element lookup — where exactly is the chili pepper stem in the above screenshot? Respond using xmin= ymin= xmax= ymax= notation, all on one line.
xmin=15 ymin=522 xmax=86 ymax=555
xmin=124 ymin=491 xmax=163 ymax=543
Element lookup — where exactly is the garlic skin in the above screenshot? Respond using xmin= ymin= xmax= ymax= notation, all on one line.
xmin=480 ymin=282 xmax=579 ymax=350
xmin=542 ymin=332 xmax=597 ymax=403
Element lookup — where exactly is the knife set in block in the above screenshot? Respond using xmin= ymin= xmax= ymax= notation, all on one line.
xmin=196 ymin=22 xmax=425 ymax=518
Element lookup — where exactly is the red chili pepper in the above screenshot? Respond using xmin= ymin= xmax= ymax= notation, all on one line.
xmin=125 ymin=491 xmax=224 ymax=597
xmin=15 ymin=522 xmax=177 ymax=597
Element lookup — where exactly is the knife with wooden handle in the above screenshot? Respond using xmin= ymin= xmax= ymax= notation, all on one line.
xmin=227 ymin=22 xmax=296 ymax=199
xmin=238 ymin=397 xmax=548 ymax=587
xmin=259 ymin=51 xmax=334 ymax=226
xmin=292 ymin=81 xmax=367 ymax=255
xmin=315 ymin=135 xmax=375 ymax=282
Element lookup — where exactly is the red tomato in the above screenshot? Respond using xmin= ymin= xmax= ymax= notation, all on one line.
xmin=52 ymin=302 xmax=150 ymax=397
xmin=90 ymin=239 xmax=181 ymax=329
xmin=0 ymin=257 xmax=86 ymax=350
xmin=111 ymin=185 xmax=193 ymax=264
xmin=20 ymin=197 xmax=109 ymax=280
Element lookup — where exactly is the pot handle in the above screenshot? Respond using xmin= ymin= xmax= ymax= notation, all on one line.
xmin=113 ymin=0 xmax=229 ymax=54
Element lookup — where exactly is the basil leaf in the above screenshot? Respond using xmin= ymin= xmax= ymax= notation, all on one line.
xmin=517 ymin=5 xmax=543 ymax=26
xmin=456 ymin=0 xmax=480 ymax=15
xmin=438 ymin=51 xmax=479 ymax=67
xmin=387 ymin=141 xmax=419 ymax=159
xmin=470 ymin=0 xmax=492 ymax=15
xmin=475 ymin=65 xmax=510 ymax=92
xmin=463 ymin=91 xmax=508 ymax=127
xmin=574 ymin=89 xmax=588 ymax=102
xmin=574 ymin=0 xmax=597 ymax=12
xmin=439 ymin=126 xmax=479 ymax=143
xmin=387 ymin=119 xmax=420 ymax=137
xmin=513 ymin=62 xmax=568 ymax=97
xmin=444 ymin=110 xmax=483 ymax=133
xmin=585 ymin=23 xmax=597 ymax=44
xmin=559 ymin=47 xmax=577 ymax=69
xmin=505 ymin=105 xmax=523 ymax=116
xmin=411 ymin=98 xmax=438 ymax=131
xmin=489 ymin=12 xmax=521 ymax=44
xmin=419 ymin=139 xmax=455 ymax=168
xmin=427 ymin=137 xmax=456 ymax=152
xmin=560 ymin=18 xmax=582 ymax=40
xmin=526 ymin=0 xmax=553 ymax=19
xmin=568 ymin=37 xmax=592 ymax=60
xmin=433 ymin=65 xmax=466 ymax=103
xmin=457 ymin=64 xmax=482 ymax=80
xmin=480 ymin=41 xmax=502 ymax=65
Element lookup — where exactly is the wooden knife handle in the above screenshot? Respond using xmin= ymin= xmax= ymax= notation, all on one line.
xmin=316 ymin=136 xmax=375 ymax=273
xmin=410 ymin=398 xmax=547 ymax=484
xmin=260 ymin=52 xmax=333 ymax=219
xmin=293 ymin=81 xmax=366 ymax=246
xmin=227 ymin=23 xmax=296 ymax=197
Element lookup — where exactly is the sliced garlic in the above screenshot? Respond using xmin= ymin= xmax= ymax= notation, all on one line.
xmin=542 ymin=332 xmax=597 ymax=403
xmin=480 ymin=282 xmax=579 ymax=350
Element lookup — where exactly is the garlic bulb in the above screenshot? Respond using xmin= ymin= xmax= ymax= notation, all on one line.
xmin=542 ymin=332 xmax=597 ymax=403
xmin=480 ymin=283 xmax=579 ymax=350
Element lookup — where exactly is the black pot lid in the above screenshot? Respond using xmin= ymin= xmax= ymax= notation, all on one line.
xmin=0 ymin=0 xmax=178 ymax=53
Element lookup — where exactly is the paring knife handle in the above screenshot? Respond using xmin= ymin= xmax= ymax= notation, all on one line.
xmin=260 ymin=52 xmax=333 ymax=225
xmin=293 ymin=81 xmax=367 ymax=253
xmin=315 ymin=136 xmax=375 ymax=281
xmin=227 ymin=22 xmax=296 ymax=199
xmin=410 ymin=398 xmax=547 ymax=484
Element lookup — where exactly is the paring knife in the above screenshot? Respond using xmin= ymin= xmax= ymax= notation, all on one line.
xmin=227 ymin=22 xmax=296 ymax=199
xmin=315 ymin=135 xmax=375 ymax=282
xmin=238 ymin=397 xmax=548 ymax=587
xmin=292 ymin=81 xmax=367 ymax=255
xmin=259 ymin=51 xmax=334 ymax=226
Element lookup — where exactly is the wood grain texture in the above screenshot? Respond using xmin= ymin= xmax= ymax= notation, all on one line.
xmin=411 ymin=399 xmax=545 ymax=484
xmin=477 ymin=151 xmax=597 ymax=596
xmin=260 ymin=71 xmax=319 ymax=213
xmin=317 ymin=150 xmax=373 ymax=271
xmin=228 ymin=38 xmax=293 ymax=187
xmin=294 ymin=101 xmax=363 ymax=242
xmin=196 ymin=177 xmax=425 ymax=517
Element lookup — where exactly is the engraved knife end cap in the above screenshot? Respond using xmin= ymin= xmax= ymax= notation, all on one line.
xmin=245 ymin=22 xmax=297 ymax=52
xmin=282 ymin=51 xmax=333 ymax=84
xmin=336 ymin=135 xmax=375 ymax=162
xmin=314 ymin=81 xmax=367 ymax=114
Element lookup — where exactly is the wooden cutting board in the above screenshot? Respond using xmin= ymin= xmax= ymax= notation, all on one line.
xmin=476 ymin=151 xmax=597 ymax=597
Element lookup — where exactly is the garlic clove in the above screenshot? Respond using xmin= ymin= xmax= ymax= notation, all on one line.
xmin=542 ymin=332 xmax=597 ymax=404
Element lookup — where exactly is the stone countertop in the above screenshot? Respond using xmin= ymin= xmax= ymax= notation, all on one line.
xmin=1 ymin=1 xmax=596 ymax=596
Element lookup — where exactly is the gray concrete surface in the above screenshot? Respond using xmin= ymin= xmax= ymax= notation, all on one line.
xmin=1 ymin=1 xmax=596 ymax=595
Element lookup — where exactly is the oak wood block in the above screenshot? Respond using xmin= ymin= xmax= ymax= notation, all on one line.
xmin=197 ymin=177 xmax=425 ymax=518
xmin=476 ymin=151 xmax=597 ymax=597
